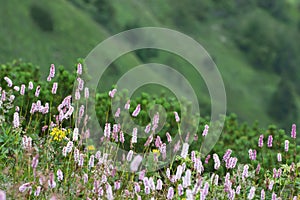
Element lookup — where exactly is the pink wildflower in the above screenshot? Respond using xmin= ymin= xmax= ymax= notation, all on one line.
xmin=144 ymin=123 xmax=151 ymax=133
xmin=134 ymin=182 xmax=141 ymax=193
xmin=139 ymin=170 xmax=146 ymax=180
xmin=84 ymin=87 xmax=89 ymax=99
xmin=119 ymin=131 xmax=125 ymax=144
xmin=73 ymin=128 xmax=79 ymax=141
xmin=248 ymin=186 xmax=255 ymax=200
xmin=104 ymin=123 xmax=111 ymax=138
xmin=223 ymin=149 xmax=232 ymax=162
xmin=159 ymin=143 xmax=167 ymax=160
xmin=127 ymin=150 xmax=133 ymax=162
xmin=66 ymin=141 xmax=73 ymax=153
xmin=49 ymin=64 xmax=55 ymax=78
xmin=181 ymin=143 xmax=189 ymax=159
xmin=109 ymin=88 xmax=117 ymax=98
xmin=9 ymin=95 xmax=15 ymax=102
xmin=260 ymin=189 xmax=265 ymax=200
xmin=114 ymin=181 xmax=121 ymax=190
xmin=213 ymin=153 xmax=220 ymax=170
xmin=227 ymin=157 xmax=238 ymax=169
xmin=258 ymin=134 xmax=264 ymax=147
xmin=20 ymin=84 xmax=25 ymax=95
xmin=1 ymin=90 xmax=6 ymax=101
xmin=4 ymin=77 xmax=12 ymax=87
xmin=19 ymin=182 xmax=31 ymax=193
xmin=182 ymin=169 xmax=192 ymax=188
xmin=115 ymin=108 xmax=121 ymax=118
xmin=28 ymin=81 xmax=33 ymax=90
xmin=214 ymin=174 xmax=219 ymax=186
xmin=130 ymin=155 xmax=143 ymax=172
xmin=57 ymin=169 xmax=63 ymax=181
xmin=132 ymin=104 xmax=141 ymax=117
xmin=144 ymin=135 xmax=153 ymax=147
xmin=194 ymin=158 xmax=204 ymax=174
xmin=167 ymin=187 xmax=174 ymax=199
xmin=249 ymin=149 xmax=257 ymax=160
xmin=13 ymin=112 xmax=20 ymax=128
xmin=267 ymin=135 xmax=273 ymax=147
xmin=173 ymin=140 xmax=181 ymax=153
xmin=62 ymin=147 xmax=67 ymax=157
xmin=52 ymin=82 xmax=58 ymax=94
xmin=272 ymin=192 xmax=277 ymax=200
xmin=291 ymin=124 xmax=296 ymax=139
xmin=78 ymin=154 xmax=84 ymax=167
xmin=106 ymin=183 xmax=113 ymax=200
xmin=191 ymin=151 xmax=196 ymax=162
xmin=256 ymin=163 xmax=261 ymax=174
xmin=175 ymin=165 xmax=183 ymax=181
xmin=242 ymin=164 xmax=249 ymax=180
xmin=14 ymin=86 xmax=20 ymax=91
xmin=0 ymin=190 xmax=6 ymax=200
xmin=149 ymin=177 xmax=155 ymax=190
xmin=31 ymin=154 xmax=39 ymax=169
xmin=194 ymin=133 xmax=198 ymax=141
xmin=34 ymin=186 xmax=41 ymax=197
xmin=144 ymin=186 xmax=150 ymax=194
xmin=202 ymin=124 xmax=209 ymax=136
xmin=174 ymin=111 xmax=180 ymax=122
xmin=269 ymin=180 xmax=274 ymax=190
xmin=83 ymin=173 xmax=88 ymax=184
xmin=155 ymin=136 xmax=162 ymax=148
xmin=48 ymin=173 xmax=56 ymax=188
xmin=236 ymin=185 xmax=241 ymax=194
xmin=156 ymin=179 xmax=163 ymax=190
xmin=277 ymin=153 xmax=282 ymax=162
xmin=73 ymin=148 xmax=79 ymax=162
xmin=178 ymin=184 xmax=184 ymax=196
xmin=77 ymin=77 xmax=84 ymax=91
xmin=205 ymin=154 xmax=211 ymax=164
xmin=22 ymin=135 xmax=32 ymax=149
xmin=88 ymin=155 xmax=95 ymax=168
xmin=228 ymin=189 xmax=235 ymax=200
xmin=79 ymin=105 xmax=85 ymax=118
xmin=131 ymin=128 xmax=138 ymax=144
xmin=201 ymin=182 xmax=209 ymax=199
xmin=124 ymin=100 xmax=130 ymax=110
xmin=166 ymin=132 xmax=172 ymax=143
xmin=75 ymin=88 xmax=80 ymax=100
xmin=35 ymin=86 xmax=40 ymax=97
xmin=77 ymin=63 xmax=82 ymax=75
xmin=284 ymin=140 xmax=289 ymax=152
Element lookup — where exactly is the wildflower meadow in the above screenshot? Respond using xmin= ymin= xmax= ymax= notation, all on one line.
xmin=0 ymin=61 xmax=299 ymax=200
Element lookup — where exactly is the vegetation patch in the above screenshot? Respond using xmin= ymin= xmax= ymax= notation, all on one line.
xmin=30 ymin=4 xmax=54 ymax=32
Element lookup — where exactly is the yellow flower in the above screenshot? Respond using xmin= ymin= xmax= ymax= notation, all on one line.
xmin=152 ymin=149 xmax=160 ymax=157
xmin=87 ymin=145 xmax=95 ymax=151
xmin=50 ymin=127 xmax=67 ymax=141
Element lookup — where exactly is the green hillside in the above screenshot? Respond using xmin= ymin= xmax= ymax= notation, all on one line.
xmin=1 ymin=0 xmax=300 ymax=130
xmin=0 ymin=0 xmax=106 ymax=71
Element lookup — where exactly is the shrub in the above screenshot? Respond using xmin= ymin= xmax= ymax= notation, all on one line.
xmin=30 ymin=4 xmax=54 ymax=32
xmin=234 ymin=16 xmax=279 ymax=71
xmin=268 ymin=79 xmax=298 ymax=129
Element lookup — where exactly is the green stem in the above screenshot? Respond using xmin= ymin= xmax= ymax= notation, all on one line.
xmin=64 ymin=150 xmax=73 ymax=189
